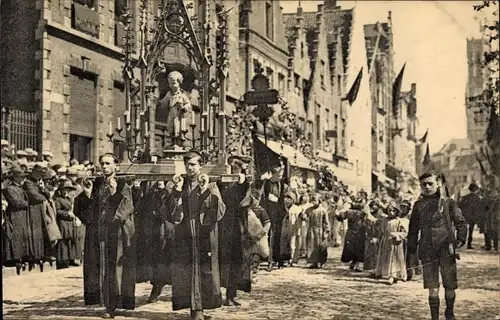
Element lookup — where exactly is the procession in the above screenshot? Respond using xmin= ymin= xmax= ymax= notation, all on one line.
xmin=2 ymin=0 xmax=499 ymax=319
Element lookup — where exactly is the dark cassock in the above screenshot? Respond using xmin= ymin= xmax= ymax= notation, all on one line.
xmin=258 ymin=170 xmax=289 ymax=268
xmin=167 ymin=173 xmax=226 ymax=317
xmin=133 ymin=181 xmax=153 ymax=283
xmin=3 ymin=169 xmax=30 ymax=267
xmin=147 ymin=181 xmax=176 ymax=302
xmin=74 ymin=175 xmax=136 ymax=317
xmin=218 ymin=177 xmax=252 ymax=305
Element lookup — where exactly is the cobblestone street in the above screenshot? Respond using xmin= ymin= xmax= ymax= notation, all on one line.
xmin=3 ymin=236 xmax=499 ymax=320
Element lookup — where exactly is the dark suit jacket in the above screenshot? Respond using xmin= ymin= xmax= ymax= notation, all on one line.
xmin=458 ymin=193 xmax=483 ymax=224
xmin=408 ymin=192 xmax=467 ymax=260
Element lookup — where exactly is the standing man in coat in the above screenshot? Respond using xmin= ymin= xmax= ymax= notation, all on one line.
xmin=458 ymin=183 xmax=483 ymax=249
xmin=23 ymin=164 xmax=50 ymax=271
xmin=74 ymin=153 xmax=136 ymax=318
xmin=3 ymin=166 xmax=30 ymax=274
xmin=167 ymin=151 xmax=226 ymax=320
xmin=219 ymin=156 xmax=251 ymax=306
xmin=408 ymin=172 xmax=467 ymax=320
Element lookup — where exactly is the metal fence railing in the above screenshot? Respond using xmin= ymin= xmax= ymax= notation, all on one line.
xmin=1 ymin=108 xmax=39 ymax=151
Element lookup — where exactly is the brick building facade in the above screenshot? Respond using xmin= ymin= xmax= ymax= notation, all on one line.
xmin=364 ymin=16 xmax=394 ymax=189
xmin=1 ymin=0 xmax=372 ymax=191
xmin=1 ymin=0 xmax=160 ymax=164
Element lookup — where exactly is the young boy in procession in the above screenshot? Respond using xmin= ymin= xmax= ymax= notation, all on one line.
xmin=337 ymin=197 xmax=367 ymax=272
xmin=280 ymin=192 xmax=302 ymax=266
xmin=306 ymin=195 xmax=330 ymax=269
xmin=363 ymin=199 xmax=383 ymax=274
xmin=408 ymin=172 xmax=467 ymax=320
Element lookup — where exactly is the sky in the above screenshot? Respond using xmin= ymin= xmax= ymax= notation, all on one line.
xmin=280 ymin=0 xmax=488 ymax=153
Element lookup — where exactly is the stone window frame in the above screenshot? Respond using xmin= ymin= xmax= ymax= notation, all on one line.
xmin=63 ymin=55 xmax=104 ymax=164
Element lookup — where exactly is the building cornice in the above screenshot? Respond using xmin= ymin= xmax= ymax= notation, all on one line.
xmin=44 ymin=20 xmax=139 ymax=62
xmin=247 ymin=30 xmax=290 ymax=66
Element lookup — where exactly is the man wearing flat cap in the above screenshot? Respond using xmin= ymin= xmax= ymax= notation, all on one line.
xmin=166 ymin=150 xmax=226 ymax=320
xmin=74 ymin=152 xmax=136 ymax=318
xmin=16 ymin=150 xmax=29 ymax=168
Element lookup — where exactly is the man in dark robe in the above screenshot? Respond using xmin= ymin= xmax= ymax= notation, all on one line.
xmin=408 ymin=172 xmax=467 ymax=320
xmin=74 ymin=153 xmax=136 ymax=318
xmin=133 ymin=180 xmax=152 ymax=283
xmin=166 ymin=151 xmax=226 ymax=320
xmin=257 ymin=165 xmax=288 ymax=270
xmin=147 ymin=180 xmax=176 ymax=303
xmin=218 ymin=156 xmax=251 ymax=306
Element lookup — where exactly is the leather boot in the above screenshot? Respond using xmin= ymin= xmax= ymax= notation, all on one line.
xmin=444 ymin=294 xmax=455 ymax=320
xmin=428 ymin=296 xmax=440 ymax=320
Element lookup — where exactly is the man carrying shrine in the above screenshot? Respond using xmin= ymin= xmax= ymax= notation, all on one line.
xmin=74 ymin=153 xmax=136 ymax=318
xmin=167 ymin=151 xmax=226 ymax=320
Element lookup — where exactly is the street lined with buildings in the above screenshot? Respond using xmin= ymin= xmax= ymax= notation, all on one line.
xmin=3 ymin=236 xmax=499 ymax=320
xmin=1 ymin=1 xmax=499 ymax=320
xmin=1 ymin=0 xmax=425 ymax=193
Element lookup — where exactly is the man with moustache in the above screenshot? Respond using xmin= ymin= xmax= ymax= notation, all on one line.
xmin=408 ymin=172 xmax=467 ymax=320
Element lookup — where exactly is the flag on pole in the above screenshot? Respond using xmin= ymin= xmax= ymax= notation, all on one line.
xmin=392 ymin=63 xmax=406 ymax=116
xmin=419 ymin=129 xmax=428 ymax=144
xmin=346 ymin=67 xmax=363 ymax=105
xmin=475 ymin=153 xmax=488 ymax=177
xmin=422 ymin=143 xmax=431 ymax=167
xmin=486 ymin=108 xmax=499 ymax=144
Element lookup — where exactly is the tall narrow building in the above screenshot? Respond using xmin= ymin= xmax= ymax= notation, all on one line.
xmin=466 ymin=37 xmax=490 ymax=145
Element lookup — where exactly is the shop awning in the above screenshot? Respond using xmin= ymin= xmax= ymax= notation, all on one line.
xmin=372 ymin=171 xmax=395 ymax=185
xmin=256 ymin=137 xmax=316 ymax=171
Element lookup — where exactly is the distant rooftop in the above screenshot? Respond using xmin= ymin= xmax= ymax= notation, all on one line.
xmin=433 ymin=138 xmax=475 ymax=156
xmin=283 ymin=6 xmax=354 ymax=76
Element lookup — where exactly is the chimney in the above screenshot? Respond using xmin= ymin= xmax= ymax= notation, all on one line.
xmin=318 ymin=4 xmax=324 ymax=13
xmin=388 ymin=11 xmax=392 ymax=22
xmin=324 ymin=0 xmax=337 ymax=10
xmin=411 ymin=83 xmax=416 ymax=96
